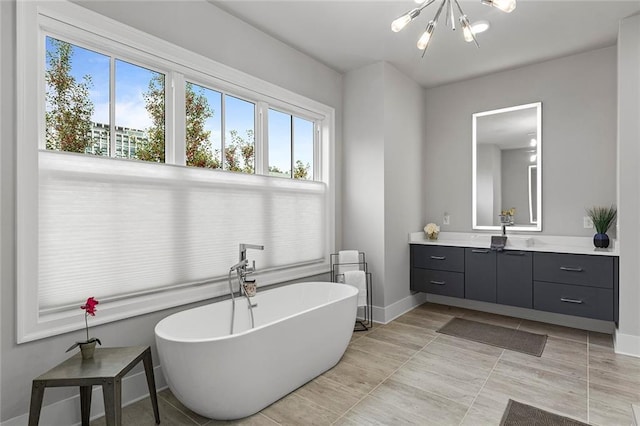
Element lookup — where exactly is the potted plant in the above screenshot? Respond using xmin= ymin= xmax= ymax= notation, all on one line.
xmin=66 ymin=297 xmax=102 ymax=359
xmin=586 ymin=205 xmax=617 ymax=248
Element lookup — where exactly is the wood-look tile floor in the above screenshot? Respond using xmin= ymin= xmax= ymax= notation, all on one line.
xmin=91 ymin=303 xmax=640 ymax=425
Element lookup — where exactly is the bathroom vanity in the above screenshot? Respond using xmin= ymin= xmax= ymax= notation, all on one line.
xmin=409 ymin=233 xmax=619 ymax=323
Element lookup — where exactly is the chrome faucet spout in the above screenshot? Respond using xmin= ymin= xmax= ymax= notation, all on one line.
xmin=239 ymin=243 xmax=264 ymax=260
xmin=239 ymin=244 xmax=265 ymax=266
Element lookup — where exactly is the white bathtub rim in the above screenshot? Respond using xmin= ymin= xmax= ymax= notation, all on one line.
xmin=155 ymin=281 xmax=358 ymax=343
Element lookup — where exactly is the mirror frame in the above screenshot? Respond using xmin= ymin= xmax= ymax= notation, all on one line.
xmin=472 ymin=102 xmax=542 ymax=232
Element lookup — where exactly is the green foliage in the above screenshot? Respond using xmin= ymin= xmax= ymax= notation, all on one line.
xmin=137 ymin=74 xmax=166 ymax=163
xmin=185 ymin=83 xmax=220 ymax=169
xmin=45 ymin=39 xmax=95 ymax=153
xmin=225 ymin=129 xmax=254 ymax=174
xmin=293 ymin=160 xmax=310 ymax=180
xmin=586 ymin=205 xmax=617 ymax=234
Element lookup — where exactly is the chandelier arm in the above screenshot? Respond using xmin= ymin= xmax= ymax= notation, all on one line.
xmin=454 ymin=0 xmax=480 ymax=47
xmin=433 ymin=0 xmax=447 ymax=24
xmin=417 ymin=0 xmax=438 ymax=12
xmin=448 ymin=0 xmax=456 ymax=30
xmin=420 ymin=0 xmax=447 ymax=58
xmin=432 ymin=0 xmax=447 ymax=24
xmin=452 ymin=0 xmax=466 ymax=16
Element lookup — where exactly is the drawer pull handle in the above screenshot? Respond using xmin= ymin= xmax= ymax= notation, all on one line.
xmin=560 ymin=298 xmax=584 ymax=304
xmin=430 ymin=280 xmax=446 ymax=285
xmin=506 ymin=252 xmax=525 ymax=256
xmin=560 ymin=266 xmax=583 ymax=272
xmin=430 ymin=256 xmax=446 ymax=260
xmin=472 ymin=249 xmax=490 ymax=253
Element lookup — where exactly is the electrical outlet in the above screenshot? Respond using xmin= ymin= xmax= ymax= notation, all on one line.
xmin=443 ymin=214 xmax=450 ymax=225
xmin=584 ymin=216 xmax=593 ymax=229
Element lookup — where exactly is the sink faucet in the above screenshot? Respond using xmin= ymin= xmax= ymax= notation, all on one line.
xmin=499 ymin=214 xmax=514 ymax=237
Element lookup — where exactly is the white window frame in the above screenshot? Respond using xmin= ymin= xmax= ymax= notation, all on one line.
xmin=16 ymin=0 xmax=335 ymax=343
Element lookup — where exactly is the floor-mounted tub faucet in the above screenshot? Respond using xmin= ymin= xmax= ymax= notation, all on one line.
xmin=229 ymin=243 xmax=264 ymax=334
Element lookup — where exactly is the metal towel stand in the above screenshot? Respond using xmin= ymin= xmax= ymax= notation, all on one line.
xmin=330 ymin=252 xmax=373 ymax=331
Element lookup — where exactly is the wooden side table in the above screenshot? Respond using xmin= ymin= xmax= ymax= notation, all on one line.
xmin=28 ymin=346 xmax=160 ymax=426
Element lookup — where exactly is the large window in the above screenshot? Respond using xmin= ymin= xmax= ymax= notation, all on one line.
xmin=17 ymin=1 xmax=334 ymax=343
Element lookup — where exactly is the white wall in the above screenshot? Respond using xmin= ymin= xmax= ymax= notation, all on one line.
xmin=343 ymin=62 xmax=424 ymax=319
xmin=0 ymin=1 xmax=343 ymax=422
xmin=424 ymin=47 xmax=617 ymax=236
xmin=383 ymin=63 xmax=424 ymax=311
xmin=616 ymin=13 xmax=640 ymax=356
xmin=342 ymin=63 xmax=386 ymax=307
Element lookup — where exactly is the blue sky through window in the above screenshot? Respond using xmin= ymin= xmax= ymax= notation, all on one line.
xmin=269 ymin=109 xmax=292 ymax=175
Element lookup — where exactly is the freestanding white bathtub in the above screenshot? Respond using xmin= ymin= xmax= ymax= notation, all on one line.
xmin=155 ymin=281 xmax=358 ymax=420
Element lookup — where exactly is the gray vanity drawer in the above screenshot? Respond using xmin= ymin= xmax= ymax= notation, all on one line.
xmin=410 ymin=268 xmax=464 ymax=298
xmin=533 ymin=281 xmax=613 ymax=320
xmin=533 ymin=253 xmax=614 ymax=288
xmin=412 ymin=245 xmax=464 ymax=272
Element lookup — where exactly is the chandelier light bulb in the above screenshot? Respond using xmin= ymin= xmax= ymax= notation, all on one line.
xmin=463 ymin=25 xmax=474 ymax=42
xmin=459 ymin=14 xmax=479 ymax=47
xmin=391 ymin=8 xmax=421 ymax=32
xmin=459 ymin=16 xmax=474 ymax=42
xmin=391 ymin=15 xmax=412 ymax=32
xmin=417 ymin=21 xmax=436 ymax=50
xmin=482 ymin=0 xmax=516 ymax=13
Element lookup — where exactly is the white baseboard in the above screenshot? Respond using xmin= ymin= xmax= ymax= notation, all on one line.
xmin=371 ymin=292 xmax=427 ymax=324
xmin=1 ymin=365 xmax=166 ymax=426
xmin=614 ymin=331 xmax=640 ymax=358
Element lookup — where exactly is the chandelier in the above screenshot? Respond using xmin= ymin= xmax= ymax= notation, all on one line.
xmin=391 ymin=0 xmax=517 ymax=56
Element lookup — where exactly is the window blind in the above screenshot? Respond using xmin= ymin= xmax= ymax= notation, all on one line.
xmin=38 ymin=151 xmax=327 ymax=312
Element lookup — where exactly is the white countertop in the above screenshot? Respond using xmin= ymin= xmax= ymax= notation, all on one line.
xmin=409 ymin=232 xmax=619 ymax=256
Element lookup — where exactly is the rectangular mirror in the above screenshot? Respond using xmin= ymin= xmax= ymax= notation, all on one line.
xmin=472 ymin=102 xmax=542 ymax=231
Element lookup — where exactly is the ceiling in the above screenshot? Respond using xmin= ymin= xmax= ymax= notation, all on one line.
xmin=210 ymin=0 xmax=640 ymax=88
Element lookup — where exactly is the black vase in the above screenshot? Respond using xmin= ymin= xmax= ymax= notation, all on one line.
xmin=593 ymin=233 xmax=610 ymax=248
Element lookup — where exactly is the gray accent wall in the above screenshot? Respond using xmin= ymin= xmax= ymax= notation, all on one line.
xmin=424 ymin=46 xmax=617 ymax=237
xmin=0 ymin=0 xmax=343 ymax=422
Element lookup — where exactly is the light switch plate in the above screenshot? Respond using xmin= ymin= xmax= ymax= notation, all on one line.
xmin=443 ymin=214 xmax=450 ymax=225
xmin=583 ymin=216 xmax=593 ymax=228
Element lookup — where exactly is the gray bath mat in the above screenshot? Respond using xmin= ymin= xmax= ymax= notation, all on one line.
xmin=437 ymin=317 xmax=547 ymax=356
xmin=500 ymin=399 xmax=589 ymax=425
